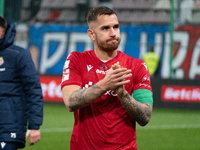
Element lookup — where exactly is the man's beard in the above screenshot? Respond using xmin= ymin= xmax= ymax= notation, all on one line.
xmin=95 ymin=36 xmax=121 ymax=51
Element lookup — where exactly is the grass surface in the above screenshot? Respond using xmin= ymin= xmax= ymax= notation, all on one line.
xmin=24 ymin=103 xmax=200 ymax=150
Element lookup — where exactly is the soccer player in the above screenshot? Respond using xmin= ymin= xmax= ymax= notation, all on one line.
xmin=61 ymin=6 xmax=153 ymax=150
xmin=0 ymin=16 xmax=43 ymax=149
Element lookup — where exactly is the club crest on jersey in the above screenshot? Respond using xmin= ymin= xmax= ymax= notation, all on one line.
xmin=0 ymin=57 xmax=4 ymax=66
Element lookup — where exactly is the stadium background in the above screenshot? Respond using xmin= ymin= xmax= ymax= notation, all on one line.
xmin=1 ymin=0 xmax=200 ymax=149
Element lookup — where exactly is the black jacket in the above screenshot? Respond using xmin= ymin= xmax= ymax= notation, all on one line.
xmin=0 ymin=21 xmax=43 ymax=148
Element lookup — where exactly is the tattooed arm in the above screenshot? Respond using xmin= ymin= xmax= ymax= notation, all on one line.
xmin=62 ymin=84 xmax=106 ymax=112
xmin=118 ymin=90 xmax=152 ymax=126
xmin=111 ymin=62 xmax=152 ymax=126
xmin=62 ymin=67 xmax=132 ymax=112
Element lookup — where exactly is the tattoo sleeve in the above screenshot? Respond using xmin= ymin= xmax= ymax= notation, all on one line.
xmin=119 ymin=92 xmax=152 ymax=126
xmin=68 ymin=84 xmax=105 ymax=111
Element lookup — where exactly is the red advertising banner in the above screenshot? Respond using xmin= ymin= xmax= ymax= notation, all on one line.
xmin=161 ymin=85 xmax=200 ymax=103
xmin=39 ymin=76 xmax=63 ymax=102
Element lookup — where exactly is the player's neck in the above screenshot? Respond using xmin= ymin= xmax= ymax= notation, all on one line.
xmin=94 ymin=48 xmax=117 ymax=61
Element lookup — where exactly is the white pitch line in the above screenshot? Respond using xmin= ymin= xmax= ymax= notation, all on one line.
xmin=40 ymin=124 xmax=200 ymax=133
xmin=41 ymin=128 xmax=73 ymax=133
xmin=137 ymin=124 xmax=200 ymax=130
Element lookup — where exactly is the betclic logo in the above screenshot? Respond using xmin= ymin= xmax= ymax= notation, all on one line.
xmin=39 ymin=76 xmax=63 ymax=102
xmin=161 ymin=85 xmax=200 ymax=103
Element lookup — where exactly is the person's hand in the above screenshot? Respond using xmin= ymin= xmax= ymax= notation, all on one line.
xmin=98 ymin=62 xmax=132 ymax=96
xmin=111 ymin=62 xmax=126 ymax=97
xmin=25 ymin=129 xmax=41 ymax=146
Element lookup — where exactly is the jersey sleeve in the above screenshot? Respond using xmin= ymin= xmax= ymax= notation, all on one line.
xmin=61 ymin=52 xmax=82 ymax=89
xmin=132 ymin=60 xmax=152 ymax=92
xmin=131 ymin=59 xmax=153 ymax=105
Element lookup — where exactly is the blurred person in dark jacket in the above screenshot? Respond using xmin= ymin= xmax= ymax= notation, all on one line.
xmin=0 ymin=16 xmax=43 ymax=150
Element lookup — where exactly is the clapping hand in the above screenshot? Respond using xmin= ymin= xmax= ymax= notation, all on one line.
xmin=111 ymin=62 xmax=131 ymax=97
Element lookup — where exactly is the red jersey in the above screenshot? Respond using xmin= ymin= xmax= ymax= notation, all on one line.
xmin=61 ymin=50 xmax=152 ymax=150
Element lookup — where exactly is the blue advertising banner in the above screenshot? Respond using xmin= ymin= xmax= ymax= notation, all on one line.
xmin=29 ymin=24 xmax=169 ymax=76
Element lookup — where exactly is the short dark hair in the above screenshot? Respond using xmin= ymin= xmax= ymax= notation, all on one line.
xmin=87 ymin=6 xmax=117 ymax=24
xmin=0 ymin=16 xmax=7 ymax=33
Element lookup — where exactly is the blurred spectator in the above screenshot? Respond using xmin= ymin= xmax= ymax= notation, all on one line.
xmin=143 ymin=46 xmax=160 ymax=77
xmin=76 ymin=0 xmax=90 ymax=23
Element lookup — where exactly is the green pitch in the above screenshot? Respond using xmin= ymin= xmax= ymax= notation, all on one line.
xmin=24 ymin=103 xmax=200 ymax=150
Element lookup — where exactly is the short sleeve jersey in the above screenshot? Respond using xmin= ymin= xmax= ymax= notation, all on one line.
xmin=61 ymin=50 xmax=152 ymax=150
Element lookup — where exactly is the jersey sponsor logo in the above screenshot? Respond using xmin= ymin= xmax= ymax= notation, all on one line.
xmin=1 ymin=142 xmax=6 ymax=148
xmin=87 ymin=65 xmax=93 ymax=72
xmin=104 ymin=90 xmax=118 ymax=96
xmin=96 ymin=69 xmax=106 ymax=75
xmin=0 ymin=57 xmax=4 ymax=66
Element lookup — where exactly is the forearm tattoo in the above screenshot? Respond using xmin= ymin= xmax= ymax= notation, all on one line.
xmin=119 ymin=93 xmax=152 ymax=126
xmin=68 ymin=84 xmax=105 ymax=111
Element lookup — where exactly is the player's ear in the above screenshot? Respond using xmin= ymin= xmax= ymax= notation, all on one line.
xmin=87 ymin=29 xmax=95 ymax=41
